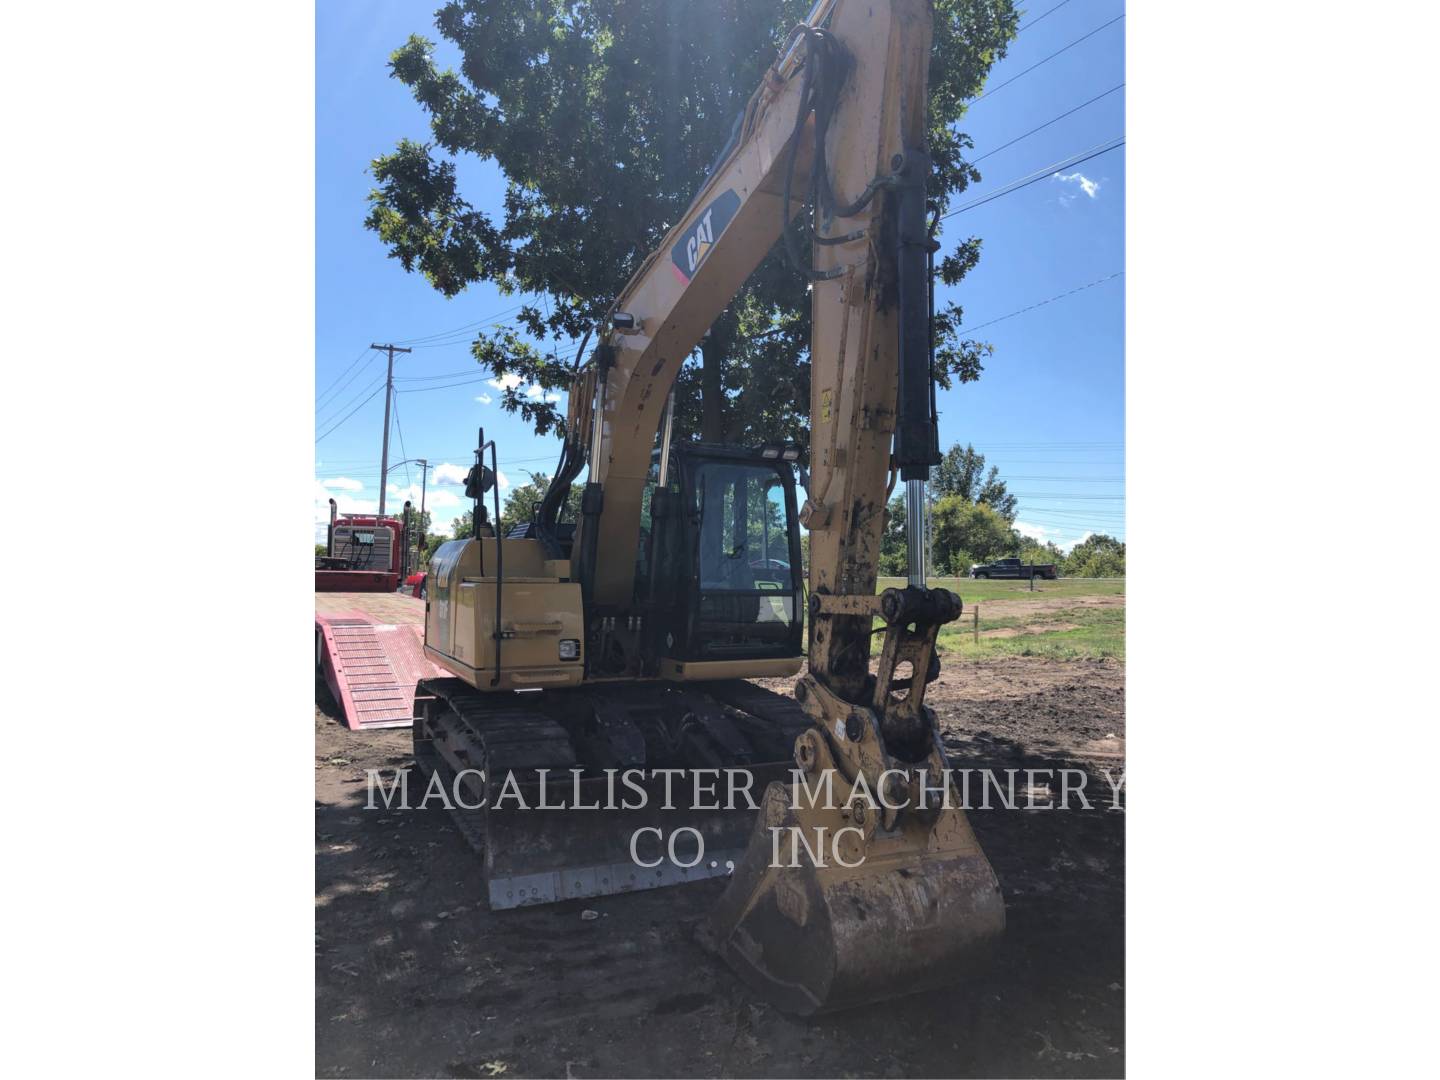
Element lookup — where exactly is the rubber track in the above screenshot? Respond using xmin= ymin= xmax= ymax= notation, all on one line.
xmin=422 ymin=677 xmax=575 ymax=771
xmin=416 ymin=677 xmax=575 ymax=858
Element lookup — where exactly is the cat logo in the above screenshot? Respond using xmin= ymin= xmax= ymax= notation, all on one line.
xmin=670 ymin=189 xmax=741 ymax=284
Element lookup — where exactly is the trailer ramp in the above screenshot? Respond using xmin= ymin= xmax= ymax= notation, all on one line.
xmin=315 ymin=592 xmax=443 ymax=731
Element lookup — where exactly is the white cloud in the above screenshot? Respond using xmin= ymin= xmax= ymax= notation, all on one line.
xmin=387 ymin=481 xmax=461 ymax=509
xmin=486 ymin=372 xmax=523 ymax=392
xmin=1013 ymin=521 xmax=1102 ymax=554
xmin=429 ymin=512 xmax=464 ymax=539
xmin=314 ymin=481 xmax=377 ymax=542
xmin=1053 ymin=170 xmax=1100 ymax=203
xmin=424 ymin=461 xmax=509 ymax=498
xmin=475 ymin=393 xmax=493 ymax=405
xmin=321 ymin=476 xmax=364 ymax=492
xmin=432 ymin=462 xmax=469 ymax=486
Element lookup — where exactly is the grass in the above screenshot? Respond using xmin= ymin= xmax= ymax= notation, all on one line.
xmin=937 ymin=605 xmax=1125 ymax=661
xmin=875 ymin=575 xmax=1125 ymax=602
xmin=871 ymin=575 xmax=1125 ymax=662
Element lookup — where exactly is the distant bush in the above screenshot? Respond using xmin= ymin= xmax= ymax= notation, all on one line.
xmin=1063 ymin=534 xmax=1125 ymax=577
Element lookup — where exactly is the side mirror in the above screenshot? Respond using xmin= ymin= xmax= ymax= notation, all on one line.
xmin=464 ymin=464 xmax=496 ymax=498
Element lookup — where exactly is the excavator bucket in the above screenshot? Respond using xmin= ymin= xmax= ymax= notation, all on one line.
xmin=703 ymin=779 xmax=1005 ymax=1015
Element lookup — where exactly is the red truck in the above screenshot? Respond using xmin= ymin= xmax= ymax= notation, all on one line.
xmin=315 ymin=499 xmax=414 ymax=593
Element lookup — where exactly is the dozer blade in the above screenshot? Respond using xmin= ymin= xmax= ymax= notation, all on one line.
xmin=703 ymin=780 xmax=1005 ymax=1015
xmin=474 ymin=771 xmax=791 ymax=910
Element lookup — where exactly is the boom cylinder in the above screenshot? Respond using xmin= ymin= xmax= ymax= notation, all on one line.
xmin=894 ymin=149 xmax=940 ymax=481
xmin=657 ymin=390 xmax=675 ymax=486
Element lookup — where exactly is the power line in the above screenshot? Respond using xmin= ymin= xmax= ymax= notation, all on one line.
xmin=1019 ymin=510 xmax=1126 ymax=521
xmin=961 ymin=271 xmax=1123 ymax=335
xmin=316 ymin=372 xmax=385 ymax=431
xmin=392 ymin=396 xmax=411 ymax=489
xmin=1002 ymin=495 xmax=1123 ymax=504
xmin=315 ymin=453 xmax=561 ymax=480
xmin=970 ymin=13 xmax=1125 ymax=104
xmin=315 ymin=346 xmax=373 ymax=410
xmin=967 ymin=440 xmax=1124 ymax=448
xmin=397 ymin=376 xmax=501 ymax=395
xmin=395 ymin=368 xmax=485 ymax=383
xmin=940 ymin=137 xmax=1124 ymax=220
xmin=318 ymin=451 xmax=561 ymax=467
xmin=398 ymin=374 xmax=572 ymax=397
xmin=315 ymin=382 xmax=386 ymax=444
xmin=1018 ymin=0 xmax=1075 ymax=33
xmin=972 ymin=83 xmax=1124 ymax=163
xmin=391 ymin=300 xmax=529 ymax=346
xmin=316 ymin=351 xmax=380 ymax=415
xmin=952 ymin=462 xmax=1126 ymax=468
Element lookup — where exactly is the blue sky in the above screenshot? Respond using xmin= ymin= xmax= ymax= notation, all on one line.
xmin=315 ymin=0 xmax=1125 ymax=548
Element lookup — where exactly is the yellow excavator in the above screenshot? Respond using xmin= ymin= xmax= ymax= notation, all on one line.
xmin=413 ymin=0 xmax=1004 ymax=1015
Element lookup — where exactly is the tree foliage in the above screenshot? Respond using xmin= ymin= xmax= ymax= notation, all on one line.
xmin=932 ymin=442 xmax=1016 ymax=521
xmin=1063 ymin=533 xmax=1125 ymax=578
xmin=930 ymin=496 xmax=1015 ymax=574
xmin=447 ymin=472 xmax=585 ymax=539
xmin=880 ymin=439 xmax=1020 ymax=573
xmin=500 ymin=471 xmax=584 ymax=535
xmin=366 ymin=0 xmax=1019 ymax=445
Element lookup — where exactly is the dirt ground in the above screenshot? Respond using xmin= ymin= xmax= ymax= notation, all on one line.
xmin=316 ymin=657 xmax=1125 ymax=1078
xmin=967 ymin=594 xmax=1125 ymax=621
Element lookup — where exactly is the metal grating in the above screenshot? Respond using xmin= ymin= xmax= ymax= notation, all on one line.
xmin=317 ymin=610 xmax=444 ymax=731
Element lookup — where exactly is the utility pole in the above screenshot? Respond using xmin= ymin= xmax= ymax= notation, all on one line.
xmin=370 ymin=343 xmax=411 ymax=518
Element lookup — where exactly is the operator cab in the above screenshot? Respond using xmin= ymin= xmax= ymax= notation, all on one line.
xmin=639 ymin=444 xmax=804 ymax=670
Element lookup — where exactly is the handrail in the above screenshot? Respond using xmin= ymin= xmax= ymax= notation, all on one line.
xmin=477 ymin=427 xmax=505 ymax=688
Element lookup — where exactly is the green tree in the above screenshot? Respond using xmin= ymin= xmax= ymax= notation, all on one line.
xmin=931 ymin=495 xmax=1016 ymax=574
xmin=451 ymin=508 xmax=476 ymax=539
xmin=879 ymin=492 xmax=909 ymax=576
xmin=501 ymin=471 xmax=583 ymax=535
xmin=1064 ymin=534 xmax=1125 ymax=578
xmin=366 ymin=0 xmax=1018 ymax=446
xmin=447 ymin=474 xmax=585 ymax=539
xmin=932 ymin=442 xmax=1016 ymax=521
xmin=1016 ymin=537 xmax=1065 ymax=567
